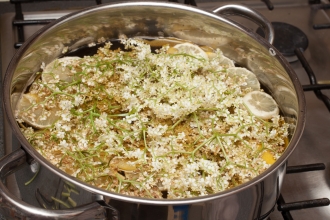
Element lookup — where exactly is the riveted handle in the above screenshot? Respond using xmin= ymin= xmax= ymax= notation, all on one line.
xmin=213 ymin=4 xmax=274 ymax=44
xmin=0 ymin=148 xmax=117 ymax=219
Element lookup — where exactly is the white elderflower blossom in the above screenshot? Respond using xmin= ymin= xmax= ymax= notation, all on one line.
xmin=61 ymin=111 xmax=71 ymax=122
xmin=59 ymin=140 xmax=69 ymax=148
xmin=78 ymin=138 xmax=88 ymax=150
xmin=124 ymin=113 xmax=138 ymax=124
xmin=40 ymin=62 xmax=46 ymax=70
xmin=125 ymin=148 xmax=144 ymax=159
xmin=62 ymin=124 xmax=71 ymax=131
xmin=87 ymin=80 xmax=95 ymax=87
xmin=74 ymin=95 xmax=84 ymax=106
xmin=57 ymin=131 xmax=65 ymax=139
xmin=59 ymin=100 xmax=73 ymax=110
xmin=94 ymin=113 xmax=108 ymax=130
xmin=147 ymin=124 xmax=168 ymax=138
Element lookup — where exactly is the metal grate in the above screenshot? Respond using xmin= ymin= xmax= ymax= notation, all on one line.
xmin=275 ymin=46 xmax=330 ymax=219
xmin=10 ymin=0 xmax=102 ymax=48
xmin=10 ymin=0 xmax=276 ymax=48
xmin=277 ymin=163 xmax=330 ymax=220
xmin=311 ymin=4 xmax=330 ymax=30
xmin=297 ymin=47 xmax=330 ymax=110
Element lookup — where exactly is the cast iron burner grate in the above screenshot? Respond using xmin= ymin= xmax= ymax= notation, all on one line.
xmin=11 ymin=0 xmax=276 ymax=48
xmin=256 ymin=22 xmax=308 ymax=62
xmin=11 ymin=0 xmax=103 ymax=48
xmin=298 ymin=48 xmax=330 ymax=111
xmin=276 ymin=163 xmax=330 ymax=220
xmin=10 ymin=0 xmax=200 ymax=48
xmin=273 ymin=47 xmax=330 ymax=220
xmin=311 ymin=4 xmax=330 ymax=30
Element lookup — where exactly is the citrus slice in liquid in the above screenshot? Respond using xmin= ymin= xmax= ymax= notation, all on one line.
xmin=261 ymin=150 xmax=276 ymax=165
xmin=16 ymin=93 xmax=60 ymax=129
xmin=42 ymin=57 xmax=81 ymax=83
xmin=243 ymin=91 xmax=279 ymax=119
xmin=206 ymin=51 xmax=235 ymax=68
xmin=173 ymin=42 xmax=209 ymax=60
xmin=227 ymin=67 xmax=260 ymax=91
xmin=219 ymin=56 xmax=235 ymax=68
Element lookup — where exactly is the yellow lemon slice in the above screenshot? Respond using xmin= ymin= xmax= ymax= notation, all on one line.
xmin=227 ymin=67 xmax=260 ymax=91
xmin=16 ymin=93 xmax=60 ymax=129
xmin=274 ymin=86 xmax=298 ymax=116
xmin=173 ymin=42 xmax=209 ymax=60
xmin=261 ymin=150 xmax=276 ymax=165
xmin=42 ymin=57 xmax=81 ymax=84
xmin=205 ymin=51 xmax=216 ymax=59
xmin=110 ymin=157 xmax=137 ymax=172
xmin=219 ymin=56 xmax=235 ymax=68
xmin=243 ymin=91 xmax=279 ymax=119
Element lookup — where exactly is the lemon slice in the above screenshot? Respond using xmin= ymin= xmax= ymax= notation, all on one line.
xmin=219 ymin=56 xmax=235 ymax=68
xmin=173 ymin=42 xmax=209 ymax=60
xmin=274 ymin=86 xmax=298 ymax=116
xmin=243 ymin=91 xmax=279 ymax=119
xmin=42 ymin=57 xmax=81 ymax=84
xmin=205 ymin=51 xmax=216 ymax=59
xmin=261 ymin=150 xmax=276 ymax=165
xmin=16 ymin=93 xmax=60 ymax=129
xmin=227 ymin=67 xmax=260 ymax=91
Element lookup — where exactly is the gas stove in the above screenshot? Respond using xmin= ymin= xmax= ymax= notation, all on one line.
xmin=1 ymin=0 xmax=330 ymax=219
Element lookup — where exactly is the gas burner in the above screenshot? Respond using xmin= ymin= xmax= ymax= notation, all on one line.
xmin=257 ymin=22 xmax=308 ymax=62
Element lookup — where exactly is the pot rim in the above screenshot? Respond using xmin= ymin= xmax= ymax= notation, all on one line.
xmin=2 ymin=1 xmax=306 ymax=205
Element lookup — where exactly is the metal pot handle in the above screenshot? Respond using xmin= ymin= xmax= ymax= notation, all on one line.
xmin=0 ymin=148 xmax=118 ymax=219
xmin=213 ymin=4 xmax=274 ymax=44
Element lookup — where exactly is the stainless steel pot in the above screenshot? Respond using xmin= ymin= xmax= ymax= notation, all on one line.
xmin=1 ymin=2 xmax=305 ymax=220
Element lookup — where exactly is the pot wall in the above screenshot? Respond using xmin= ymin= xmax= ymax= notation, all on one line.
xmin=104 ymin=164 xmax=286 ymax=220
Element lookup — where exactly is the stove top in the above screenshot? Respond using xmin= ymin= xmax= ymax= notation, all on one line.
xmin=1 ymin=0 xmax=330 ymax=219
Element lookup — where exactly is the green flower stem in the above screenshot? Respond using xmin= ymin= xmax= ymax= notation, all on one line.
xmin=61 ymin=192 xmax=70 ymax=197
xmin=170 ymin=116 xmax=186 ymax=130
xmin=67 ymin=197 xmax=77 ymax=207
xmin=24 ymin=165 xmax=40 ymax=186
xmin=215 ymin=136 xmax=229 ymax=162
xmin=191 ymin=136 xmax=215 ymax=159
xmin=51 ymin=196 xmax=70 ymax=209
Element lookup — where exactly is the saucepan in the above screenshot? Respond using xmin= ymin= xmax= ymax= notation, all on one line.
xmin=1 ymin=2 xmax=305 ymax=219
